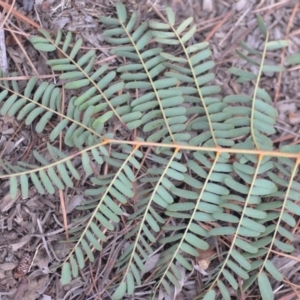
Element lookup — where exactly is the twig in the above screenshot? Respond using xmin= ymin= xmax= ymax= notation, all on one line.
xmin=253 ymin=0 xmax=292 ymax=13
xmin=205 ymin=11 xmax=232 ymax=42
xmin=59 ymin=189 xmax=70 ymax=246
xmin=0 ymin=11 xmax=7 ymax=71
xmin=0 ymin=0 xmax=15 ymax=31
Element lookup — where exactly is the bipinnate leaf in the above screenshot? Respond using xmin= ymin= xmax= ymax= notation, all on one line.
xmin=0 ymin=4 xmax=296 ymax=300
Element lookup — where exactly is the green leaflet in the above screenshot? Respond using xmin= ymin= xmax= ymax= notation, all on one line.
xmin=258 ymin=272 xmax=274 ymax=300
xmin=60 ymin=263 xmax=72 ymax=285
xmin=10 ymin=176 xmax=18 ymax=199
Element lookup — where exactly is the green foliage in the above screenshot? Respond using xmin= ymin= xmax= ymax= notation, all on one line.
xmin=0 ymin=3 xmax=298 ymax=300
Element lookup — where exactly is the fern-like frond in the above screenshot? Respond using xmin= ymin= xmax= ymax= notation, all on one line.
xmin=149 ymin=8 xmax=222 ymax=148
xmin=30 ymin=29 xmax=142 ymax=131
xmin=60 ymin=144 xmax=141 ymax=285
xmin=100 ymin=3 xmax=191 ymax=145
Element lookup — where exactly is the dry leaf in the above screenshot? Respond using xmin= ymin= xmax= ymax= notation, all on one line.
xmin=173 ymin=264 xmax=186 ymax=299
xmin=0 ymin=189 xmax=21 ymax=212
xmin=141 ymin=253 xmax=160 ymax=277
xmin=197 ymin=246 xmax=216 ymax=271
xmin=65 ymin=195 xmax=85 ymax=213
xmin=23 ymin=275 xmax=50 ymax=300
xmin=236 ymin=0 xmax=247 ymax=11
xmin=0 ymin=270 xmax=6 ymax=279
xmin=1 ymin=262 xmax=17 ymax=271
xmin=289 ymin=112 xmax=300 ymax=125
xmin=202 ymin=0 xmax=214 ymax=11
xmin=51 ymin=240 xmax=73 ymax=259
xmin=10 ymin=234 xmax=31 ymax=251
xmin=34 ymin=248 xmax=52 ymax=274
